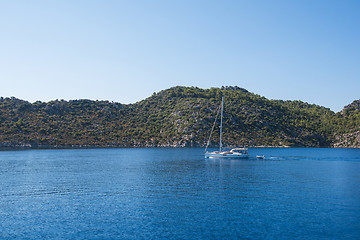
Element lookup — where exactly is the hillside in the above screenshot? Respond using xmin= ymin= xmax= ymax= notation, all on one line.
xmin=0 ymin=86 xmax=359 ymax=149
xmin=332 ymin=100 xmax=360 ymax=148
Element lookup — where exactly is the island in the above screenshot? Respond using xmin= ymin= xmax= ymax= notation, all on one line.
xmin=0 ymin=86 xmax=359 ymax=149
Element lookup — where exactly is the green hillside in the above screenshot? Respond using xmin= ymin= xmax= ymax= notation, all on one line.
xmin=0 ymin=86 xmax=359 ymax=149
xmin=331 ymin=100 xmax=360 ymax=147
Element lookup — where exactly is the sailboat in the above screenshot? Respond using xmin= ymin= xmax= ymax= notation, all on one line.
xmin=204 ymin=97 xmax=249 ymax=159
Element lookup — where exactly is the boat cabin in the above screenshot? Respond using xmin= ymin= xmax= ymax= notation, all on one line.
xmin=230 ymin=148 xmax=248 ymax=154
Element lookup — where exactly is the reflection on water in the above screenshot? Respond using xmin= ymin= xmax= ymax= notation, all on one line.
xmin=0 ymin=148 xmax=360 ymax=239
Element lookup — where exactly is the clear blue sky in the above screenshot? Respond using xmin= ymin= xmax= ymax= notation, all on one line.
xmin=1 ymin=0 xmax=359 ymax=112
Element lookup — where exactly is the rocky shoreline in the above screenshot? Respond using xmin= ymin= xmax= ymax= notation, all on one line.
xmin=1 ymin=141 xmax=359 ymax=150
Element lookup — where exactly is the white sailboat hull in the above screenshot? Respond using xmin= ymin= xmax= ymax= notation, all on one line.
xmin=205 ymin=150 xmax=249 ymax=159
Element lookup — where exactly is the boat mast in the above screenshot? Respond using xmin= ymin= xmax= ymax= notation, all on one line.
xmin=219 ymin=96 xmax=224 ymax=152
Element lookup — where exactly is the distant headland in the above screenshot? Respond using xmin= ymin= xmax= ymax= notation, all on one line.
xmin=1 ymin=86 xmax=359 ymax=149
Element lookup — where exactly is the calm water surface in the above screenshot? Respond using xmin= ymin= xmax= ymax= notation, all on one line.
xmin=0 ymin=148 xmax=360 ymax=239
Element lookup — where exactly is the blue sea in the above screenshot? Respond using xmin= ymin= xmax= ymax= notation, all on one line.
xmin=1 ymin=148 xmax=360 ymax=239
